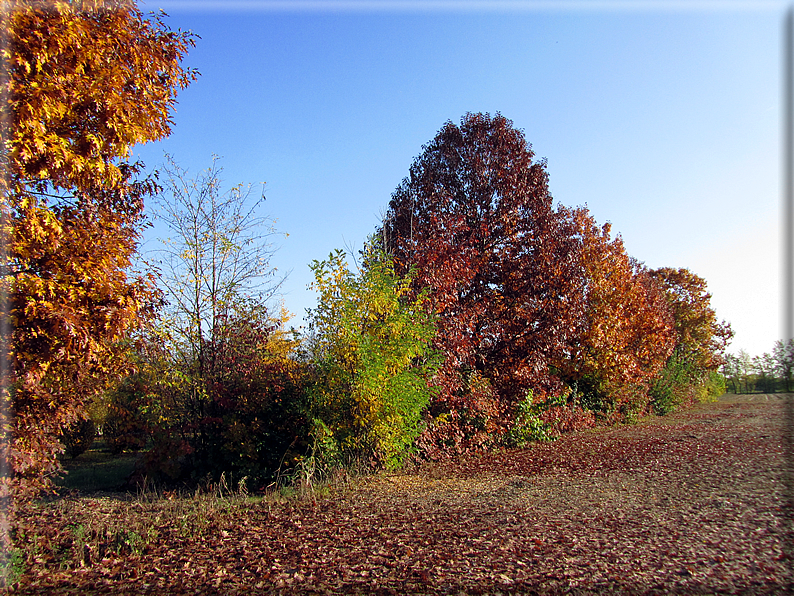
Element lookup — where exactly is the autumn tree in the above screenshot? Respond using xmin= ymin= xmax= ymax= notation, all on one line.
xmin=151 ymin=156 xmax=284 ymax=361
xmin=773 ymin=339 xmax=794 ymax=392
xmin=381 ymin=112 xmax=586 ymax=445
xmin=141 ymin=156 xmax=296 ymax=485
xmin=649 ymin=268 xmax=732 ymax=371
xmin=648 ymin=267 xmax=733 ymax=412
xmin=1 ymin=0 xmax=196 ymax=496
xmin=560 ymin=208 xmax=675 ymax=418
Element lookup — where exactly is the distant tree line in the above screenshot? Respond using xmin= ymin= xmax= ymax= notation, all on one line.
xmin=4 ymin=1 xmax=734 ymax=499
xmin=721 ymin=341 xmax=794 ymax=394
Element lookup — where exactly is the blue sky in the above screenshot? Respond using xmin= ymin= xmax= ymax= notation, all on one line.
xmin=133 ymin=0 xmax=785 ymax=358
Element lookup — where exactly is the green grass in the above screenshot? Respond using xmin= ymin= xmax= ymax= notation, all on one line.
xmin=56 ymin=438 xmax=140 ymax=492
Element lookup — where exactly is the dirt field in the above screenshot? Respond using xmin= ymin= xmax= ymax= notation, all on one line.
xmin=11 ymin=393 xmax=794 ymax=594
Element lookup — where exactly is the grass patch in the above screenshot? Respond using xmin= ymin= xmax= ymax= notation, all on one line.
xmin=56 ymin=438 xmax=139 ymax=492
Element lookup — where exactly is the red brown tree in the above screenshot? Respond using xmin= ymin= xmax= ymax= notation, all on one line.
xmin=382 ymin=113 xmax=586 ymax=446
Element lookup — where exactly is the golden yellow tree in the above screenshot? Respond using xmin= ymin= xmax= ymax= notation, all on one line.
xmin=1 ymin=0 xmax=197 ymax=496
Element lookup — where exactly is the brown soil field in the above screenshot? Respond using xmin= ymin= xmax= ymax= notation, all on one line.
xmin=10 ymin=393 xmax=794 ymax=594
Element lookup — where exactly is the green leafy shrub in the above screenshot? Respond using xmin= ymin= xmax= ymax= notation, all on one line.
xmin=651 ymin=359 xmax=726 ymax=416
xmin=292 ymin=419 xmax=345 ymax=488
xmin=306 ymin=246 xmax=440 ymax=471
xmin=0 ymin=548 xmax=25 ymax=587
xmin=565 ymin=373 xmax=651 ymax=425
xmin=59 ymin=418 xmax=96 ymax=459
xmin=649 ymin=351 xmax=696 ymax=416
xmin=507 ymin=391 xmax=558 ymax=446
xmin=103 ymin=376 xmax=150 ymax=454
xmin=569 ymin=374 xmax=612 ymax=415
xmin=699 ymin=370 xmax=727 ymax=402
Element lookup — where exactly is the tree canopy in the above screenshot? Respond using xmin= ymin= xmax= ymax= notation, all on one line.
xmin=382 ymin=113 xmax=586 ymax=434
xmin=560 ymin=208 xmax=676 ymax=416
xmin=648 ymin=267 xmax=733 ymax=374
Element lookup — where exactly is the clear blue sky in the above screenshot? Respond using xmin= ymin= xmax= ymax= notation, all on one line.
xmin=133 ymin=0 xmax=786 ymax=358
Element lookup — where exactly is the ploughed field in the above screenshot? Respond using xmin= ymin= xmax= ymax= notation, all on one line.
xmin=11 ymin=394 xmax=794 ymax=595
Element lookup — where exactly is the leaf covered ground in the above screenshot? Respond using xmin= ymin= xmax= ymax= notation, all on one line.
xmin=10 ymin=394 xmax=794 ymax=594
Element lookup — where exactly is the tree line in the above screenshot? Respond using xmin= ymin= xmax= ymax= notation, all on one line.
xmin=3 ymin=0 xmax=733 ymax=500
xmin=721 ymin=341 xmax=794 ymax=394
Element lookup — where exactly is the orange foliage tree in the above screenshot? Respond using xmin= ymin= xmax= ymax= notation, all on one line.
xmin=1 ymin=0 xmax=197 ymax=496
xmin=560 ymin=208 xmax=675 ymax=418
xmin=649 ymin=267 xmax=733 ymax=373
xmin=647 ymin=267 xmax=733 ymax=413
